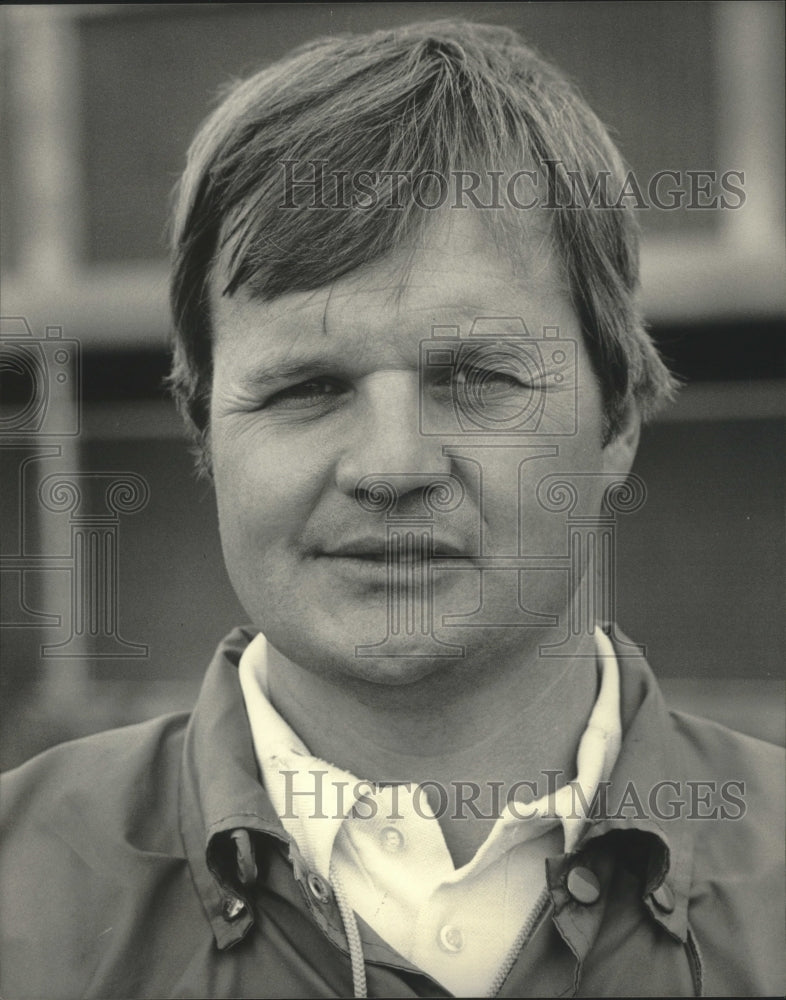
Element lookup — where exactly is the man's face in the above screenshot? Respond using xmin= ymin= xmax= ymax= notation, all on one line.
xmin=210 ymin=212 xmax=636 ymax=687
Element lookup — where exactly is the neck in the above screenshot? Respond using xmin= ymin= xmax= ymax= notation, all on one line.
xmin=265 ymin=631 xmax=599 ymax=866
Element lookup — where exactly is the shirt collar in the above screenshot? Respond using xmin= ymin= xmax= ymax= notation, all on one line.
xmin=238 ymin=630 xmax=623 ymax=880
xmin=238 ymin=634 xmax=360 ymax=879
xmin=178 ymin=626 xmax=694 ymax=948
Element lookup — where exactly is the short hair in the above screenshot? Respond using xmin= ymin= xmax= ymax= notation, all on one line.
xmin=169 ymin=19 xmax=677 ymax=472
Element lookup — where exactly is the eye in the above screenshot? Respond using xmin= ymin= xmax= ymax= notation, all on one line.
xmin=430 ymin=366 xmax=523 ymax=391
xmin=455 ymin=366 xmax=530 ymax=396
xmin=265 ymin=377 xmax=349 ymax=411
xmin=469 ymin=368 xmax=523 ymax=390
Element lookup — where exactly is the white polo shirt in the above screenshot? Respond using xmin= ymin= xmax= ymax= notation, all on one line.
xmin=238 ymin=631 xmax=621 ymax=996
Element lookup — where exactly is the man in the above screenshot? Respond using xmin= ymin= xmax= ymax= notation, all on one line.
xmin=1 ymin=20 xmax=783 ymax=999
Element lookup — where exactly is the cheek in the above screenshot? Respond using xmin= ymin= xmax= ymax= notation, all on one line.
xmin=212 ymin=429 xmax=333 ymax=563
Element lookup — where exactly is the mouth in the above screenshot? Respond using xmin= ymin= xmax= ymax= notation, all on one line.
xmin=321 ymin=536 xmax=471 ymax=562
xmin=316 ymin=537 xmax=475 ymax=588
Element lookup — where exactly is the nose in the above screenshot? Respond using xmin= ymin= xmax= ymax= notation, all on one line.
xmin=334 ymin=371 xmax=451 ymax=500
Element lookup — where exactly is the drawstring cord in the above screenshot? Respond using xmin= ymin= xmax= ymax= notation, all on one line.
xmin=330 ymin=861 xmax=368 ymax=999
xmin=231 ymin=828 xmax=551 ymax=998
xmin=232 ymin=832 xmax=367 ymax=998
xmin=485 ymin=885 xmax=550 ymax=997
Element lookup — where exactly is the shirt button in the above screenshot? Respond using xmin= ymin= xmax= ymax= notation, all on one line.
xmin=651 ymin=882 xmax=676 ymax=913
xmin=222 ymin=895 xmax=246 ymax=921
xmin=567 ymin=865 xmax=601 ymax=905
xmin=438 ymin=924 xmax=464 ymax=953
xmin=307 ymin=872 xmax=332 ymax=905
xmin=380 ymin=825 xmax=404 ymax=852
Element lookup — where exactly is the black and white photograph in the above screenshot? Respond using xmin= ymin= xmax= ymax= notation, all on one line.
xmin=1 ymin=3 xmax=784 ymax=997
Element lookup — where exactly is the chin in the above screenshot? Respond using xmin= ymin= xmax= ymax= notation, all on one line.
xmin=342 ymin=655 xmax=461 ymax=688
xmin=350 ymin=637 xmax=468 ymax=685
xmin=324 ymin=626 xmax=468 ymax=684
xmin=265 ymin=615 xmax=468 ymax=689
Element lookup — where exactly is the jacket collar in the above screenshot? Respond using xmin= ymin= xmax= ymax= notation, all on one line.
xmin=179 ymin=626 xmax=694 ymax=950
xmin=178 ymin=627 xmax=288 ymax=948
xmin=563 ymin=631 xmax=694 ymax=951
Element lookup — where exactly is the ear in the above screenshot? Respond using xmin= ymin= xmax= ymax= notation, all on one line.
xmin=602 ymin=398 xmax=641 ymax=476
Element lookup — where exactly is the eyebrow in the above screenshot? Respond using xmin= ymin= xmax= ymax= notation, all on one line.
xmin=237 ymin=357 xmax=342 ymax=390
xmin=233 ymin=302 xmax=545 ymax=391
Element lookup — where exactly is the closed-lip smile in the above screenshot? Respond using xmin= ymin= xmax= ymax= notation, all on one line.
xmin=317 ymin=538 xmax=477 ymax=582
xmin=321 ymin=536 xmax=470 ymax=560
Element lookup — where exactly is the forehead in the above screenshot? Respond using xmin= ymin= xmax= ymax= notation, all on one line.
xmin=210 ymin=211 xmax=575 ymax=363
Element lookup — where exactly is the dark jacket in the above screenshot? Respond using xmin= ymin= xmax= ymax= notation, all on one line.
xmin=1 ymin=627 xmax=784 ymax=998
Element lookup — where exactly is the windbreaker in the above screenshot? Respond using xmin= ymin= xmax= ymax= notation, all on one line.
xmin=1 ymin=626 xmax=784 ymax=998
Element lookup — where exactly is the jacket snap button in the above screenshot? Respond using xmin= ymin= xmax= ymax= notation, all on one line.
xmin=307 ymin=872 xmax=332 ymax=904
xmin=651 ymin=882 xmax=676 ymax=913
xmin=567 ymin=865 xmax=600 ymax=904
xmin=222 ymin=895 xmax=246 ymax=921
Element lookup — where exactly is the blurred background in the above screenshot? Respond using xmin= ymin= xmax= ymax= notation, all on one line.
xmin=1 ymin=2 xmax=784 ymax=770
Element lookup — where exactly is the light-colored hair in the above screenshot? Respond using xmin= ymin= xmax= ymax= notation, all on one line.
xmin=170 ymin=19 xmax=677 ymax=473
